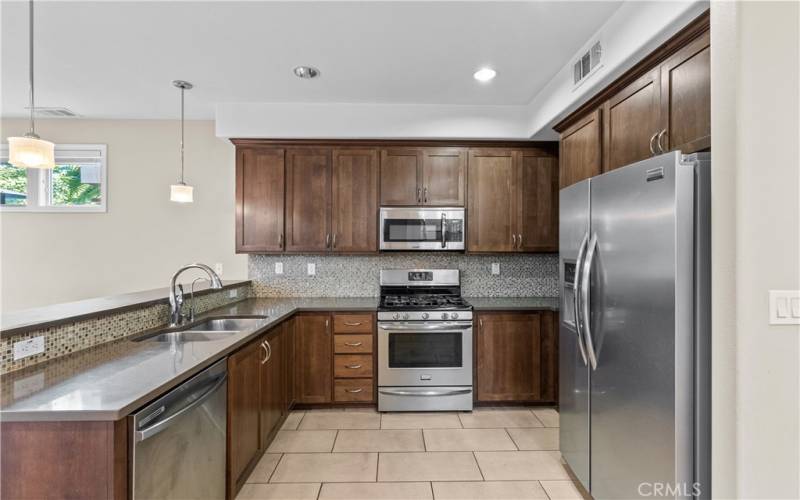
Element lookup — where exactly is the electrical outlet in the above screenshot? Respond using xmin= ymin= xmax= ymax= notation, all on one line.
xmin=13 ymin=336 xmax=45 ymax=361
xmin=307 ymin=263 xmax=316 ymax=276
xmin=214 ymin=262 xmax=224 ymax=276
xmin=275 ymin=262 xmax=284 ymax=275
xmin=769 ymin=290 xmax=800 ymax=325
xmin=491 ymin=263 xmax=500 ymax=275
xmin=228 ymin=288 xmax=238 ymax=299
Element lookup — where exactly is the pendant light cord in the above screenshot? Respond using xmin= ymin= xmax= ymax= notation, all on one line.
xmin=28 ymin=0 xmax=35 ymax=136
xmin=179 ymin=85 xmax=185 ymax=184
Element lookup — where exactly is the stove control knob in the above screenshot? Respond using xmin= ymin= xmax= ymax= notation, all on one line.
xmin=421 ymin=312 xmax=429 ymax=320
xmin=392 ymin=313 xmax=400 ymax=320
xmin=402 ymin=313 xmax=410 ymax=320
xmin=441 ymin=312 xmax=449 ymax=320
xmin=451 ymin=312 xmax=459 ymax=319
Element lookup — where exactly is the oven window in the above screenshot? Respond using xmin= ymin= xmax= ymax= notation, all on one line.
xmin=384 ymin=219 xmax=442 ymax=242
xmin=388 ymin=331 xmax=462 ymax=368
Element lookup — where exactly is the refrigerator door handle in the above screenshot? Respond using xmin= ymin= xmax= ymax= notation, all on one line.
xmin=573 ymin=232 xmax=590 ymax=366
xmin=581 ymin=232 xmax=599 ymax=370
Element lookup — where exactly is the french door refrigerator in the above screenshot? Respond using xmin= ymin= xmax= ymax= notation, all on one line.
xmin=559 ymin=151 xmax=710 ymax=500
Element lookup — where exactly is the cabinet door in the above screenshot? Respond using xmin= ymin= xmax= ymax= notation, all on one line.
xmin=559 ymin=109 xmax=602 ymax=188
xmin=285 ymin=148 xmax=332 ymax=252
xmin=539 ymin=311 xmax=559 ymax=403
xmin=476 ymin=313 xmax=542 ymax=402
xmin=603 ymin=69 xmax=662 ymax=171
xmin=659 ymin=30 xmax=710 ymax=154
xmin=421 ymin=148 xmax=466 ymax=206
xmin=259 ymin=327 xmax=284 ymax=449
xmin=294 ymin=314 xmax=332 ymax=404
xmin=228 ymin=340 xmax=261 ymax=495
xmin=517 ymin=152 xmax=558 ymax=252
xmin=467 ymin=149 xmax=516 ymax=252
xmin=380 ymin=149 xmax=421 ymax=205
xmin=236 ymin=148 xmax=285 ymax=253
xmin=284 ymin=318 xmax=295 ymax=411
xmin=332 ymin=149 xmax=379 ymax=252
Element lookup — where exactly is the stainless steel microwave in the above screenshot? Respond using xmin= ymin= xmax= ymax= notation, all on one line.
xmin=379 ymin=207 xmax=465 ymax=251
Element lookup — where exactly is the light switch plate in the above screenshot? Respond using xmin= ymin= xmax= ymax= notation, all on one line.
xmin=769 ymin=290 xmax=800 ymax=325
xmin=275 ymin=262 xmax=284 ymax=275
xmin=228 ymin=288 xmax=238 ymax=299
xmin=491 ymin=263 xmax=500 ymax=275
xmin=307 ymin=263 xmax=316 ymax=276
xmin=214 ymin=262 xmax=224 ymax=276
xmin=13 ymin=336 xmax=45 ymax=361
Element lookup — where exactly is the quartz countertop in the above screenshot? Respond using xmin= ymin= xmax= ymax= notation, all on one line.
xmin=0 ymin=295 xmax=557 ymax=422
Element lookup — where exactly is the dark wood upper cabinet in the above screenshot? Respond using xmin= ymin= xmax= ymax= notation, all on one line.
xmin=517 ymin=153 xmax=558 ymax=252
xmin=467 ymin=149 xmax=517 ymax=252
xmin=476 ymin=312 xmax=543 ymax=402
xmin=294 ymin=314 xmax=332 ymax=404
xmin=380 ymin=149 xmax=421 ymax=205
xmin=603 ymin=68 xmax=662 ymax=172
xmin=285 ymin=148 xmax=332 ymax=252
xmin=332 ymin=148 xmax=379 ymax=252
xmin=227 ymin=339 xmax=261 ymax=497
xmin=421 ymin=148 xmax=466 ymax=206
xmin=236 ymin=148 xmax=285 ymax=253
xmin=659 ymin=30 xmax=710 ymax=154
xmin=559 ymin=109 xmax=603 ymax=188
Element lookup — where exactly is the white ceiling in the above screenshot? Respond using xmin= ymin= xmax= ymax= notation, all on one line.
xmin=1 ymin=1 xmax=622 ymax=120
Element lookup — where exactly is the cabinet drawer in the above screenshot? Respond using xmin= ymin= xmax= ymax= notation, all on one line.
xmin=333 ymin=314 xmax=373 ymax=333
xmin=334 ymin=334 xmax=373 ymax=354
xmin=334 ymin=379 xmax=374 ymax=402
xmin=334 ymin=354 xmax=373 ymax=378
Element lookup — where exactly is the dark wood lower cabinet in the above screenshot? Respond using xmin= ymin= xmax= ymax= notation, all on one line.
xmin=475 ymin=311 xmax=558 ymax=404
xmin=294 ymin=313 xmax=333 ymax=404
xmin=227 ymin=338 xmax=262 ymax=499
xmin=260 ymin=325 xmax=285 ymax=449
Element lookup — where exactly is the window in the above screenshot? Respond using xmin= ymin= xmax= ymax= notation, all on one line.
xmin=0 ymin=144 xmax=107 ymax=212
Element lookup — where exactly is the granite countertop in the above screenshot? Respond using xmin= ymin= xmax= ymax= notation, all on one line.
xmin=0 ymin=295 xmax=558 ymax=422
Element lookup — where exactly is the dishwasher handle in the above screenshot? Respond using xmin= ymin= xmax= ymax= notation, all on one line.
xmin=134 ymin=371 xmax=227 ymax=442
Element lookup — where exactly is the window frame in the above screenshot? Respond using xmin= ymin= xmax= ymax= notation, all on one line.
xmin=0 ymin=144 xmax=108 ymax=213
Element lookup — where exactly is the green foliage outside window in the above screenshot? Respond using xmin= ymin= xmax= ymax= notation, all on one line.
xmin=51 ymin=165 xmax=101 ymax=206
xmin=0 ymin=162 xmax=27 ymax=205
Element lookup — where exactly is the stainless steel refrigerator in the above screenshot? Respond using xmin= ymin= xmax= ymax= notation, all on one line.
xmin=559 ymin=151 xmax=711 ymax=500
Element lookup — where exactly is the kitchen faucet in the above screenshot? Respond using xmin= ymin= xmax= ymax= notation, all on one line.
xmin=169 ymin=263 xmax=223 ymax=327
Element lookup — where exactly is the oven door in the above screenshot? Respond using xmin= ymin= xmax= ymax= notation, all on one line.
xmin=378 ymin=321 xmax=473 ymax=386
xmin=379 ymin=208 xmax=465 ymax=250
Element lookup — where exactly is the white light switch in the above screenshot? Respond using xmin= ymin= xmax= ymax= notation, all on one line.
xmin=307 ymin=263 xmax=316 ymax=276
xmin=275 ymin=262 xmax=284 ymax=275
xmin=769 ymin=290 xmax=800 ymax=325
xmin=491 ymin=263 xmax=500 ymax=275
xmin=214 ymin=262 xmax=224 ymax=276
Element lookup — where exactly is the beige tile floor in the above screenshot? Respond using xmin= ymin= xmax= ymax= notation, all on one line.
xmin=239 ymin=407 xmax=584 ymax=500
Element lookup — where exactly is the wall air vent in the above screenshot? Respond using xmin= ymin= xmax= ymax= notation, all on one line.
xmin=25 ymin=107 xmax=80 ymax=118
xmin=573 ymin=41 xmax=602 ymax=87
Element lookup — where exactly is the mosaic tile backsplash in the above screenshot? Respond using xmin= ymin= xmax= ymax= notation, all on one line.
xmin=0 ymin=284 xmax=251 ymax=374
xmin=249 ymin=253 xmax=559 ymax=298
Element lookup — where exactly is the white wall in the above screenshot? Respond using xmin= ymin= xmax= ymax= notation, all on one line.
xmin=711 ymin=2 xmax=800 ymax=498
xmin=0 ymin=119 xmax=247 ymax=311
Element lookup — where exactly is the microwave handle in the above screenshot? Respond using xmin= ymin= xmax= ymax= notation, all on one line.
xmin=441 ymin=213 xmax=447 ymax=248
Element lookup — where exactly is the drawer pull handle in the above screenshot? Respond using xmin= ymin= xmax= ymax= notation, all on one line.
xmin=344 ymin=341 xmax=363 ymax=347
xmin=345 ymin=364 xmax=362 ymax=369
xmin=343 ymin=321 xmax=363 ymax=326
xmin=345 ymin=388 xmax=363 ymax=393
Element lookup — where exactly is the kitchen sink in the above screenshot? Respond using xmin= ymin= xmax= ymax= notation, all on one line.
xmin=186 ymin=317 xmax=268 ymax=332
xmin=134 ymin=316 xmax=269 ymax=342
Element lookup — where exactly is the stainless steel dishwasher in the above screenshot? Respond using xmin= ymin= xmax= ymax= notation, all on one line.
xmin=131 ymin=358 xmax=227 ymax=500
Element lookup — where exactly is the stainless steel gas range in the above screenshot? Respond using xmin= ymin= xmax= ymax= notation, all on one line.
xmin=377 ymin=269 xmax=473 ymax=412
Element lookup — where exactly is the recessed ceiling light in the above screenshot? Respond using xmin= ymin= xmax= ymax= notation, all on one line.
xmin=473 ymin=68 xmax=497 ymax=82
xmin=293 ymin=66 xmax=320 ymax=79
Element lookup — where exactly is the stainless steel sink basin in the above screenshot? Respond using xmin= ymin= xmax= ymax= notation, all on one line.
xmin=186 ymin=317 xmax=268 ymax=332
xmin=134 ymin=316 xmax=269 ymax=342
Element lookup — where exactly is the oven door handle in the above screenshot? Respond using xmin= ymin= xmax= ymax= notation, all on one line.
xmin=378 ymin=388 xmax=473 ymax=397
xmin=378 ymin=322 xmax=473 ymax=331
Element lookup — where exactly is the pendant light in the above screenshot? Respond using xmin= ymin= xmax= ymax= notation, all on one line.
xmin=170 ymin=80 xmax=194 ymax=203
xmin=7 ymin=0 xmax=55 ymax=169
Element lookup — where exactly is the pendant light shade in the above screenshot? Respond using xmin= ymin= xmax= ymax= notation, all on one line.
xmin=170 ymin=80 xmax=194 ymax=203
xmin=7 ymin=0 xmax=54 ymax=169
xmin=170 ymin=182 xmax=193 ymax=203
xmin=8 ymin=135 xmax=54 ymax=169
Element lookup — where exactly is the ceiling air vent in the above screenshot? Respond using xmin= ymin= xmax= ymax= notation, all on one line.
xmin=573 ymin=41 xmax=602 ymax=86
xmin=25 ymin=107 xmax=80 ymax=118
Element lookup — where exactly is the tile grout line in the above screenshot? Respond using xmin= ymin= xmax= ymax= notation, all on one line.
xmin=266 ymin=453 xmax=284 ymax=483
xmin=422 ymin=428 xmax=428 ymax=451
xmin=429 ymin=480 xmax=435 ymax=499
xmin=315 ymin=482 xmax=323 ymax=500
xmin=330 ymin=430 xmax=339 ymax=452
xmin=376 ymin=452 xmax=380 ymax=482
xmin=539 ymin=480 xmax=554 ymax=500
xmin=504 ymin=427 xmax=520 ymax=451
xmin=472 ymin=451 xmax=486 ymax=481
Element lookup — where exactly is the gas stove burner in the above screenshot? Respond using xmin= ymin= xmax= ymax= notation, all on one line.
xmin=381 ymin=294 xmax=471 ymax=310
